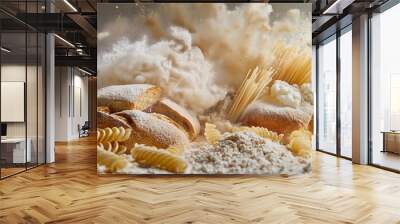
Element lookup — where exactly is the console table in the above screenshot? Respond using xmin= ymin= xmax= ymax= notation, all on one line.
xmin=382 ymin=131 xmax=400 ymax=154
xmin=1 ymin=138 xmax=32 ymax=164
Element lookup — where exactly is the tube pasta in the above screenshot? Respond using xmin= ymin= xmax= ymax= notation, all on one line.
xmin=232 ymin=126 xmax=283 ymax=143
xmin=97 ymin=145 xmax=128 ymax=172
xmin=131 ymin=144 xmax=187 ymax=173
xmin=204 ymin=123 xmax=222 ymax=144
xmin=97 ymin=127 xmax=132 ymax=144
xmin=287 ymin=129 xmax=312 ymax=158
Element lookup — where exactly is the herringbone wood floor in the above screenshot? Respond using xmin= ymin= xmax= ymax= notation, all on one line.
xmin=1 ymin=136 xmax=400 ymax=224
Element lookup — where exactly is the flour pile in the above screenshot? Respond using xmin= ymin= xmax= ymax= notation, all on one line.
xmin=185 ymin=131 xmax=310 ymax=175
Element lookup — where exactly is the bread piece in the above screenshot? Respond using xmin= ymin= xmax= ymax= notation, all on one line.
xmin=97 ymin=111 xmax=131 ymax=129
xmin=149 ymin=98 xmax=200 ymax=140
xmin=97 ymin=106 xmax=110 ymax=113
xmin=98 ymin=84 xmax=162 ymax=113
xmin=115 ymin=110 xmax=190 ymax=148
xmin=240 ymin=101 xmax=313 ymax=136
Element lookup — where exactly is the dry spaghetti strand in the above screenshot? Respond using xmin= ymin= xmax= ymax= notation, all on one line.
xmin=271 ymin=44 xmax=311 ymax=85
xmin=228 ymin=66 xmax=273 ymax=122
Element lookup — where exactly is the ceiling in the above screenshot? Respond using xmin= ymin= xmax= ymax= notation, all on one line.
xmin=0 ymin=0 xmax=394 ymax=74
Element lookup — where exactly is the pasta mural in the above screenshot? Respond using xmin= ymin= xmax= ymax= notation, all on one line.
xmin=97 ymin=3 xmax=313 ymax=175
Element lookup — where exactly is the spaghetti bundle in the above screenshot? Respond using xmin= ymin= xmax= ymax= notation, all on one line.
xmin=271 ymin=44 xmax=311 ymax=85
xmin=227 ymin=66 xmax=273 ymax=122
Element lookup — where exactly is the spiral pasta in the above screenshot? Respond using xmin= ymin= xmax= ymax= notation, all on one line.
xmin=131 ymin=144 xmax=187 ymax=173
xmin=98 ymin=142 xmax=128 ymax=155
xmin=287 ymin=129 xmax=312 ymax=158
xmin=97 ymin=145 xmax=128 ymax=172
xmin=232 ymin=126 xmax=283 ymax=142
xmin=166 ymin=145 xmax=184 ymax=155
xmin=97 ymin=127 xmax=132 ymax=144
xmin=204 ymin=123 xmax=222 ymax=144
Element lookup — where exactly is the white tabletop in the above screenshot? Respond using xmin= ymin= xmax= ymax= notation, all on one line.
xmin=1 ymin=138 xmax=26 ymax=143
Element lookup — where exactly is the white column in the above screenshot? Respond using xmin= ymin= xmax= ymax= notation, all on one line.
xmin=45 ymin=1 xmax=56 ymax=163
xmin=352 ymin=14 xmax=369 ymax=164
xmin=46 ymin=33 xmax=55 ymax=163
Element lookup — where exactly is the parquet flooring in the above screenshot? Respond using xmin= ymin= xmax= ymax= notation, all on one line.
xmin=1 ymin=136 xmax=400 ymax=224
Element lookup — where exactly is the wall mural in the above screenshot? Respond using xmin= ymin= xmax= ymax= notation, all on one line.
xmin=97 ymin=3 xmax=313 ymax=175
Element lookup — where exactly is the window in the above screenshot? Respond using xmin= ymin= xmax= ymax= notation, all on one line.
xmin=370 ymin=3 xmax=400 ymax=171
xmin=339 ymin=27 xmax=352 ymax=158
xmin=317 ymin=36 xmax=337 ymax=154
xmin=0 ymin=2 xmax=47 ymax=179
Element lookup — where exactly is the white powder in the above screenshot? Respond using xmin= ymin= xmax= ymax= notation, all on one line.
xmin=97 ymin=84 xmax=154 ymax=101
xmin=98 ymin=28 xmax=227 ymax=114
xmin=270 ymin=80 xmax=302 ymax=108
xmin=300 ymin=83 xmax=313 ymax=105
xmin=185 ymin=131 xmax=310 ymax=175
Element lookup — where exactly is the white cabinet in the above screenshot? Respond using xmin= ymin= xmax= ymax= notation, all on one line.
xmin=1 ymin=138 xmax=32 ymax=163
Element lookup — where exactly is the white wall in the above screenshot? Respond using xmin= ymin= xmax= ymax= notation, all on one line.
xmin=71 ymin=73 xmax=89 ymax=138
xmin=54 ymin=67 xmax=89 ymax=141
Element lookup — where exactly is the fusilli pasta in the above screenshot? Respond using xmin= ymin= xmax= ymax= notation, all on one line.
xmin=97 ymin=127 xmax=131 ymax=144
xmin=165 ymin=145 xmax=184 ymax=155
xmin=97 ymin=145 xmax=128 ymax=172
xmin=204 ymin=123 xmax=222 ymax=144
xmin=98 ymin=142 xmax=128 ymax=155
xmin=131 ymin=144 xmax=187 ymax=173
xmin=287 ymin=129 xmax=312 ymax=158
xmin=232 ymin=126 xmax=283 ymax=142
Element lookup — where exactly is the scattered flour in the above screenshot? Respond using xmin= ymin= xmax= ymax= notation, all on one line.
xmin=185 ymin=131 xmax=310 ymax=175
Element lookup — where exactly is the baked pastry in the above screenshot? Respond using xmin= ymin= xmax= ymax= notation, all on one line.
xmin=97 ymin=111 xmax=131 ymax=129
xmin=97 ymin=84 xmax=162 ymax=113
xmin=240 ymin=101 xmax=313 ymax=135
xmin=240 ymin=80 xmax=313 ymax=135
xmin=148 ymin=98 xmax=200 ymax=140
xmin=115 ymin=110 xmax=190 ymax=148
xmin=97 ymin=106 xmax=110 ymax=113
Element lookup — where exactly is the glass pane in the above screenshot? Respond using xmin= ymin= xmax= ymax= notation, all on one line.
xmin=371 ymin=4 xmax=400 ymax=171
xmin=38 ymin=33 xmax=46 ymax=165
xmin=318 ymin=37 xmax=337 ymax=154
xmin=340 ymin=28 xmax=352 ymax=158
xmin=27 ymin=31 xmax=38 ymax=169
xmin=1 ymin=31 xmax=27 ymax=177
